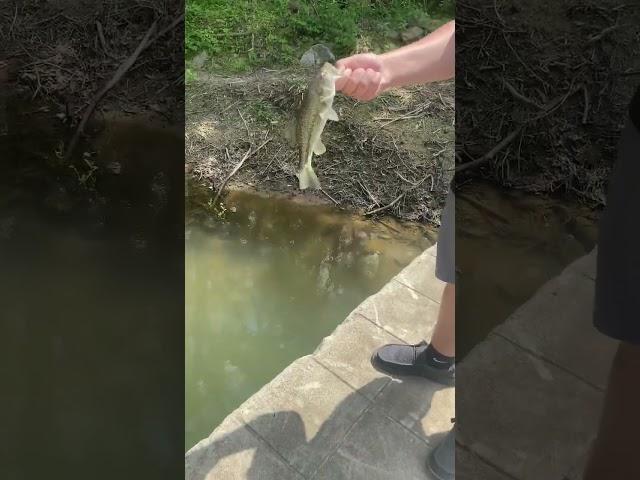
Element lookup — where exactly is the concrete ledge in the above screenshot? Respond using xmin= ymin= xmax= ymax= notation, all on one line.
xmin=458 ymin=247 xmax=614 ymax=480
xmin=186 ymin=245 xmax=453 ymax=479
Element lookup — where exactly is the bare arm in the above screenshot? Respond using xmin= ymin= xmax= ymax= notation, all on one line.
xmin=335 ymin=20 xmax=455 ymax=101
xmin=380 ymin=20 xmax=455 ymax=89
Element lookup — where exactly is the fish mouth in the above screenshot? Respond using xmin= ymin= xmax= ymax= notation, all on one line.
xmin=320 ymin=65 xmax=344 ymax=82
xmin=321 ymin=62 xmax=342 ymax=76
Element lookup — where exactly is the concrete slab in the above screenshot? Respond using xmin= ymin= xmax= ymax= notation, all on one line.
xmin=312 ymin=408 xmax=433 ymax=480
xmin=234 ymin=355 xmax=372 ymax=478
xmin=185 ymin=416 xmax=303 ymax=480
xmin=457 ymin=334 xmax=602 ymax=480
xmin=312 ymin=312 xmax=396 ymax=400
xmin=495 ymin=270 xmax=616 ymax=389
xmin=372 ymin=375 xmax=454 ymax=441
xmin=562 ymin=444 xmax=592 ymax=480
xmin=357 ymin=279 xmax=441 ymax=344
xmin=456 ymin=446 xmax=514 ymax=480
xmin=187 ymin=244 xmax=452 ymax=479
xmin=566 ymin=247 xmax=597 ymax=280
xmin=393 ymin=249 xmax=446 ymax=303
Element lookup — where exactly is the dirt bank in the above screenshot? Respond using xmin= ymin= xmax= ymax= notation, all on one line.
xmin=456 ymin=0 xmax=640 ymax=205
xmin=2 ymin=1 xmax=184 ymax=218
xmin=2 ymin=1 xmax=184 ymax=126
xmin=185 ymin=68 xmax=454 ymax=225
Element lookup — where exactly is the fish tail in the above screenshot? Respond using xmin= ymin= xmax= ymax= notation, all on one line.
xmin=298 ymin=163 xmax=321 ymax=190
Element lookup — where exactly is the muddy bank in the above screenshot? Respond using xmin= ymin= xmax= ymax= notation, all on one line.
xmin=1 ymin=91 xmax=184 ymax=249
xmin=185 ymin=68 xmax=455 ymax=225
xmin=456 ymin=0 xmax=640 ymax=205
xmin=2 ymin=1 xmax=184 ymax=126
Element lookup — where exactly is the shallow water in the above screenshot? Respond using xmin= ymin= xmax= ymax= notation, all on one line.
xmin=456 ymin=181 xmax=600 ymax=359
xmin=184 ymin=190 xmax=435 ymax=450
xmin=1 ymin=110 xmax=184 ymax=477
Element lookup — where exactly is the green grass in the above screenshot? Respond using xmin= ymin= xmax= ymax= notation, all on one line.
xmin=186 ymin=0 xmax=454 ymax=73
xmin=185 ymin=67 xmax=198 ymax=84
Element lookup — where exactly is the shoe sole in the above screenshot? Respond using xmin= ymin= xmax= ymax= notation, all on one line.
xmin=428 ymin=457 xmax=454 ymax=480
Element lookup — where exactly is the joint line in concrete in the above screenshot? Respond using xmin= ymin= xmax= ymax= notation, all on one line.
xmin=241 ymin=421 xmax=308 ymax=479
xmin=456 ymin=441 xmax=521 ymax=480
xmin=490 ymin=331 xmax=606 ymax=393
xmin=392 ymin=278 xmax=443 ymax=304
xmin=354 ymin=312 xmax=413 ymax=346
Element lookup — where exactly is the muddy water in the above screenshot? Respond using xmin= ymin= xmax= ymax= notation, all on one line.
xmin=456 ymin=181 xmax=600 ymax=359
xmin=184 ymin=189 xmax=435 ymax=450
xmin=1 ymin=109 xmax=185 ymax=477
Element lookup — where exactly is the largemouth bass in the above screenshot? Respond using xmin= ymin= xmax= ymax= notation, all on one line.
xmin=288 ymin=62 xmax=343 ymax=190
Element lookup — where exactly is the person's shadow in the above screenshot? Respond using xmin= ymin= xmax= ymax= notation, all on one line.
xmin=186 ymin=376 xmax=451 ymax=479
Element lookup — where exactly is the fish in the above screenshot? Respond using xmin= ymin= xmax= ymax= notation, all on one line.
xmin=286 ymin=62 xmax=343 ymax=190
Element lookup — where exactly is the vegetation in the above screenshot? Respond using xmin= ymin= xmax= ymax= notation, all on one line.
xmin=186 ymin=0 xmax=454 ymax=72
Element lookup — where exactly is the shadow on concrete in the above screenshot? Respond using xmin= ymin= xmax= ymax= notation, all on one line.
xmin=186 ymin=376 xmax=449 ymax=479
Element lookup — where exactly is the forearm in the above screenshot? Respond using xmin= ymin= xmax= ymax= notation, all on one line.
xmin=380 ymin=20 xmax=455 ymax=90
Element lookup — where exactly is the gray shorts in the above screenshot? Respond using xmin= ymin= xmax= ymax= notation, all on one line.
xmin=594 ymin=115 xmax=640 ymax=344
xmin=436 ymin=190 xmax=455 ymax=284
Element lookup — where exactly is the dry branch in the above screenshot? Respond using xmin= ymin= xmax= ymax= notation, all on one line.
xmin=212 ymin=138 xmax=272 ymax=206
xmin=64 ymin=14 xmax=184 ymax=161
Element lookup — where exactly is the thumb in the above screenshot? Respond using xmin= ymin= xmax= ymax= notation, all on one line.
xmin=334 ymin=68 xmax=351 ymax=91
xmin=335 ymin=58 xmax=348 ymax=70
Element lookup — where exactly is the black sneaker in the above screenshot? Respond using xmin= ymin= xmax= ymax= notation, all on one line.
xmin=371 ymin=340 xmax=455 ymax=386
xmin=427 ymin=425 xmax=455 ymax=480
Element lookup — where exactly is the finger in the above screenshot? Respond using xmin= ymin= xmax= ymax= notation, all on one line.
xmin=363 ymin=68 xmax=379 ymax=98
xmin=335 ymin=58 xmax=349 ymax=70
xmin=340 ymin=76 xmax=355 ymax=96
xmin=345 ymin=69 xmax=366 ymax=98
xmin=357 ymin=72 xmax=382 ymax=101
xmin=352 ymin=69 xmax=373 ymax=99
xmin=342 ymin=68 xmax=364 ymax=97
xmin=335 ymin=68 xmax=351 ymax=91
xmin=369 ymin=71 xmax=383 ymax=97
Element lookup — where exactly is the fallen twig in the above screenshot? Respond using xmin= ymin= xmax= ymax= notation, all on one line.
xmin=358 ymin=175 xmax=379 ymax=206
xmin=455 ymin=127 xmax=522 ymax=173
xmin=238 ymin=108 xmax=251 ymax=140
xmin=212 ymin=138 xmax=271 ymax=206
xmin=535 ymin=81 xmax=581 ymax=119
xmin=588 ymin=24 xmax=620 ymax=44
xmin=582 ymin=84 xmax=590 ymax=124
xmin=365 ymin=192 xmax=405 ymax=216
xmin=378 ymin=105 xmax=424 ymax=128
xmin=503 ymin=79 xmax=542 ymax=108
xmin=96 ymin=21 xmax=116 ymax=59
xmin=64 ymin=14 xmax=184 ymax=161
xmin=365 ymin=174 xmax=431 ymax=216
xmin=320 ymin=188 xmax=340 ymax=206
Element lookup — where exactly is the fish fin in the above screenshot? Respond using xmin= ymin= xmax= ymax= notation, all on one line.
xmin=297 ymin=163 xmax=321 ymax=190
xmin=313 ymin=139 xmax=326 ymax=155
xmin=322 ymin=108 xmax=339 ymax=121
xmin=284 ymin=115 xmax=297 ymax=146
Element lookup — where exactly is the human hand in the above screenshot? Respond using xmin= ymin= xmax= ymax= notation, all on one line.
xmin=335 ymin=53 xmax=386 ymax=101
